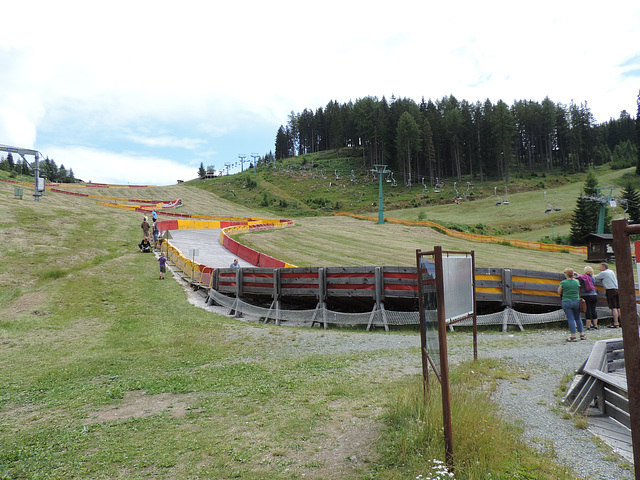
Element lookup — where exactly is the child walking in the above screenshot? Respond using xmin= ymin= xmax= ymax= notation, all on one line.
xmin=158 ymin=252 xmax=167 ymax=280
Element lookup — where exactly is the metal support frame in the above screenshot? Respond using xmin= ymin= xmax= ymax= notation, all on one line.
xmin=367 ymin=266 xmax=388 ymax=331
xmin=229 ymin=268 xmax=243 ymax=317
xmin=311 ymin=268 xmax=327 ymax=328
xmin=0 ymin=144 xmax=43 ymax=201
xmin=265 ymin=269 xmax=282 ymax=325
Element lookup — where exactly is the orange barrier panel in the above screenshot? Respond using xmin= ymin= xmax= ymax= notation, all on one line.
xmin=334 ymin=211 xmax=588 ymax=256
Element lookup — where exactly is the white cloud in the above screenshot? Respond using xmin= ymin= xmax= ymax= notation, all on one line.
xmin=43 ymin=145 xmax=197 ymax=186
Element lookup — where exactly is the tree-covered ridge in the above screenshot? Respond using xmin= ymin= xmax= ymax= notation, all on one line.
xmin=275 ymin=95 xmax=637 ymax=185
xmin=0 ymin=153 xmax=78 ymax=183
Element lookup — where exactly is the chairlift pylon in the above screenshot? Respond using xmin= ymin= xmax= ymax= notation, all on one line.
xmin=494 ymin=186 xmax=502 ymax=206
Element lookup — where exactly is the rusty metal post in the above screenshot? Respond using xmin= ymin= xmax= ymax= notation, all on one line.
xmin=416 ymin=250 xmax=430 ymax=398
xmin=434 ymin=246 xmax=454 ymax=468
xmin=612 ymin=219 xmax=640 ymax=478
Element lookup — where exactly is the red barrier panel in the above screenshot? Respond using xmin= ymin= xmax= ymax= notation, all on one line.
xmin=160 ymin=220 xmax=179 ymax=231
xmin=223 ymin=236 xmax=240 ymax=255
xmin=259 ymin=253 xmax=286 ymax=268
xmin=220 ymin=221 xmax=249 ymax=228
xmin=236 ymin=243 xmax=260 ymax=265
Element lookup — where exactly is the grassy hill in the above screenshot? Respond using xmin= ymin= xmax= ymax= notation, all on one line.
xmin=0 ymin=173 xmax=618 ymax=479
xmin=188 ymin=149 xmax=638 ymax=242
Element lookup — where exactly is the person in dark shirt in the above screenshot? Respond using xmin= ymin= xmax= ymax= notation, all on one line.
xmin=138 ymin=238 xmax=152 ymax=253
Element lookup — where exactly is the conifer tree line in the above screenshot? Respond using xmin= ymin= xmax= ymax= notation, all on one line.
xmin=275 ymin=95 xmax=638 ymax=184
xmin=0 ymin=153 xmax=78 ymax=183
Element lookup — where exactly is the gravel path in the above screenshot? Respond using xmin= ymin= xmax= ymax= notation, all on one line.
xmin=171 ymin=261 xmax=633 ymax=479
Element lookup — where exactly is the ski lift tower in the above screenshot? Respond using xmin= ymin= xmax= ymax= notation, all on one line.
xmin=0 ymin=144 xmax=43 ymax=201
xmin=372 ymin=164 xmax=388 ymax=224
xmin=582 ymin=187 xmax=622 ymax=234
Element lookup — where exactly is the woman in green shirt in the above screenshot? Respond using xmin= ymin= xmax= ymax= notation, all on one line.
xmin=557 ymin=267 xmax=585 ymax=342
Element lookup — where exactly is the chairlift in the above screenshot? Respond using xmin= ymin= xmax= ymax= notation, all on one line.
xmin=610 ymin=198 xmax=629 ymax=220
xmin=502 ymin=186 xmax=510 ymax=205
xmin=465 ymin=182 xmax=471 ymax=198
xmin=390 ymin=172 xmax=397 ymax=187
xmin=350 ymin=170 xmax=357 ymax=183
xmin=321 ymin=169 xmax=327 ymax=180
xmin=434 ymin=177 xmax=444 ymax=193
xmin=553 ymin=191 xmax=561 ymax=211
xmin=334 ymin=170 xmax=340 ymax=180
xmin=386 ymin=171 xmax=392 ymax=183
xmin=494 ymin=187 xmax=502 ymax=206
xmin=453 ymin=182 xmax=462 ymax=204
xmin=421 ymin=177 xmax=429 ymax=193
xmin=543 ymin=191 xmax=553 ymax=213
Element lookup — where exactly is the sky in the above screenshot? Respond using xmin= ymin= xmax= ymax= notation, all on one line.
xmin=1 ymin=1 xmax=639 ymax=186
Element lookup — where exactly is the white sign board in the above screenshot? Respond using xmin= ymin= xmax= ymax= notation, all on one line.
xmin=442 ymin=255 xmax=474 ymax=323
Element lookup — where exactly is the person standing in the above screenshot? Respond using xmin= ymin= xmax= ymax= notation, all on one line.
xmin=558 ymin=267 xmax=585 ymax=342
xmin=152 ymin=221 xmax=160 ymax=250
xmin=576 ymin=266 xmax=598 ymax=329
xmin=141 ymin=216 xmax=150 ymax=240
xmin=594 ymin=262 xmax=621 ymax=328
xmin=230 ymin=258 xmax=240 ymax=268
xmin=158 ymin=252 xmax=167 ymax=280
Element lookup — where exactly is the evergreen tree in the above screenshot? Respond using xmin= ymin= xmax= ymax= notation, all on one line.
xmin=396 ymin=111 xmax=422 ymax=188
xmin=569 ymin=170 xmax=600 ymax=245
xmin=198 ymin=162 xmax=206 ymax=179
xmin=622 ymin=184 xmax=640 ymax=224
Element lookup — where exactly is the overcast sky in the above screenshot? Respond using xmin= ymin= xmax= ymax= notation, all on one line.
xmin=1 ymin=1 xmax=639 ymax=186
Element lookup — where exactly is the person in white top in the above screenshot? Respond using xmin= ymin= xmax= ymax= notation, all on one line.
xmin=594 ymin=262 xmax=620 ymax=328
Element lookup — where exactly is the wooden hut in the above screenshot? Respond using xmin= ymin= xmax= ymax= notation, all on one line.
xmin=586 ymin=233 xmax=614 ymax=263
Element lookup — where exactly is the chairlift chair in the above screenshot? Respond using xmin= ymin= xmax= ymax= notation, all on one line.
xmin=434 ymin=177 xmax=444 ymax=193
xmin=543 ymin=191 xmax=553 ymax=213
xmin=421 ymin=177 xmax=429 ymax=193
xmin=502 ymin=186 xmax=510 ymax=205
xmin=553 ymin=191 xmax=561 ymax=211
xmin=494 ymin=187 xmax=502 ymax=206
xmin=453 ymin=182 xmax=462 ymax=204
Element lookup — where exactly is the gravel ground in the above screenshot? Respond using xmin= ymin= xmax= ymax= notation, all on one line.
xmin=173 ymin=263 xmax=633 ymax=479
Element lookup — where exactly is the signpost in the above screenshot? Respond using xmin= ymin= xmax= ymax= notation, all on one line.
xmin=416 ymin=246 xmax=477 ymax=470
